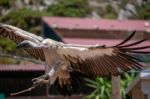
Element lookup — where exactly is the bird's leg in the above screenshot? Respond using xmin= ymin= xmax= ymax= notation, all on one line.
xmin=32 ymin=74 xmax=48 ymax=81
xmin=32 ymin=74 xmax=49 ymax=85
xmin=32 ymin=63 xmax=50 ymax=85
xmin=32 ymin=61 xmax=61 ymax=86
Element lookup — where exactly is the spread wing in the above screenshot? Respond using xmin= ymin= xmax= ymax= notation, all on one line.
xmin=58 ymin=32 xmax=150 ymax=77
xmin=0 ymin=24 xmax=45 ymax=61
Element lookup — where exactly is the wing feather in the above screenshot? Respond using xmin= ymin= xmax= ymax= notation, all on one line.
xmin=0 ymin=24 xmax=45 ymax=61
xmin=103 ymin=55 xmax=118 ymax=75
xmin=58 ymin=32 xmax=150 ymax=77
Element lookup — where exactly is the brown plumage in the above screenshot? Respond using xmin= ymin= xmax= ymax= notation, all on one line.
xmin=0 ymin=24 xmax=150 ymax=96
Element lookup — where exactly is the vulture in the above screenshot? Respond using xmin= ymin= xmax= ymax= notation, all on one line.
xmin=0 ymin=24 xmax=150 ymax=96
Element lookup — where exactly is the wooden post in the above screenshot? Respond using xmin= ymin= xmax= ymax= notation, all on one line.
xmin=111 ymin=75 xmax=121 ymax=99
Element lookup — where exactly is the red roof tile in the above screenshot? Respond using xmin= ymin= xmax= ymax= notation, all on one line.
xmin=42 ymin=17 xmax=150 ymax=32
xmin=0 ymin=64 xmax=44 ymax=72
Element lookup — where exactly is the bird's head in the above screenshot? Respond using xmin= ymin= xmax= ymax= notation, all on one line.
xmin=16 ymin=39 xmax=54 ymax=49
xmin=41 ymin=39 xmax=54 ymax=48
xmin=16 ymin=40 xmax=39 ymax=49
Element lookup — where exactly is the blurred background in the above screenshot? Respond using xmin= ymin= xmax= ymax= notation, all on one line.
xmin=0 ymin=0 xmax=150 ymax=99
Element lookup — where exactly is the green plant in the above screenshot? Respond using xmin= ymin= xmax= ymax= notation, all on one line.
xmin=119 ymin=0 xmax=130 ymax=9
xmin=86 ymin=73 xmax=137 ymax=99
xmin=0 ymin=8 xmax=51 ymax=31
xmin=0 ymin=57 xmax=19 ymax=64
xmin=121 ymin=73 xmax=137 ymax=99
xmin=85 ymin=77 xmax=111 ymax=99
xmin=0 ymin=0 xmax=12 ymax=8
xmin=136 ymin=2 xmax=150 ymax=19
xmin=0 ymin=37 xmax=16 ymax=53
xmin=103 ymin=4 xmax=117 ymax=19
xmin=47 ymin=0 xmax=91 ymax=17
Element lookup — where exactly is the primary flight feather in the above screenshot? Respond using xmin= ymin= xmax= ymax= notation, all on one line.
xmin=0 ymin=24 xmax=150 ymax=96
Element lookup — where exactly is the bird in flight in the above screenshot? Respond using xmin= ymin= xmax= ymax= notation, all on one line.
xmin=0 ymin=24 xmax=150 ymax=96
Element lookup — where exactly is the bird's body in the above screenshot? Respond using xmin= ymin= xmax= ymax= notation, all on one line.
xmin=0 ymin=24 xmax=150 ymax=96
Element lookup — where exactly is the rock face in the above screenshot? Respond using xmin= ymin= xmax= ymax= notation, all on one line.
xmin=118 ymin=3 xmax=137 ymax=20
xmin=125 ymin=3 xmax=137 ymax=15
xmin=88 ymin=0 xmax=141 ymax=19
xmin=14 ymin=0 xmax=55 ymax=11
xmin=137 ymin=0 xmax=148 ymax=6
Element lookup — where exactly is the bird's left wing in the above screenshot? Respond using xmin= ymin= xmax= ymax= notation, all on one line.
xmin=58 ymin=32 xmax=150 ymax=77
xmin=0 ymin=24 xmax=45 ymax=61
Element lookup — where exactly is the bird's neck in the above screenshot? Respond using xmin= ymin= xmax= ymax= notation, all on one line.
xmin=43 ymin=48 xmax=59 ymax=67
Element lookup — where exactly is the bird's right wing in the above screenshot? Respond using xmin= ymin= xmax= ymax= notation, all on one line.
xmin=0 ymin=24 xmax=45 ymax=61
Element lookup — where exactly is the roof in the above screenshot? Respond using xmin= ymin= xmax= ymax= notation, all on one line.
xmin=63 ymin=38 xmax=150 ymax=51
xmin=126 ymin=68 xmax=150 ymax=95
xmin=42 ymin=16 xmax=150 ymax=32
xmin=63 ymin=38 xmax=122 ymax=45
xmin=0 ymin=64 xmax=44 ymax=72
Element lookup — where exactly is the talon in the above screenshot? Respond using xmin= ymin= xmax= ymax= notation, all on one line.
xmin=33 ymin=79 xmax=42 ymax=85
xmin=32 ymin=74 xmax=49 ymax=85
xmin=32 ymin=74 xmax=48 ymax=81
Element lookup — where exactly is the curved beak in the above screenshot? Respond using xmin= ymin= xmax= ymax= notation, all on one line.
xmin=17 ymin=40 xmax=43 ymax=49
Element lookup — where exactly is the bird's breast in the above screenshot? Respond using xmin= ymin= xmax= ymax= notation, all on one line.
xmin=43 ymin=49 xmax=61 ymax=69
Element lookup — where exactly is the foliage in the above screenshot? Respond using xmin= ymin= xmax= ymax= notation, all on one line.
xmin=119 ymin=0 xmax=130 ymax=9
xmin=136 ymin=2 xmax=150 ymax=19
xmin=0 ymin=37 xmax=19 ymax=64
xmin=103 ymin=4 xmax=117 ymax=19
xmin=0 ymin=0 xmax=12 ymax=8
xmin=85 ymin=77 xmax=111 ymax=99
xmin=86 ymin=73 xmax=137 ymax=99
xmin=47 ymin=0 xmax=91 ymax=17
xmin=0 ymin=57 xmax=19 ymax=64
xmin=0 ymin=37 xmax=16 ymax=53
xmin=121 ymin=73 xmax=137 ymax=99
xmin=0 ymin=8 xmax=51 ymax=32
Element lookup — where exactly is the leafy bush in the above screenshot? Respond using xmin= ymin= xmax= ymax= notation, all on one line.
xmin=0 ymin=57 xmax=19 ymax=64
xmin=0 ymin=37 xmax=16 ymax=53
xmin=47 ymin=0 xmax=91 ymax=17
xmin=0 ymin=0 xmax=12 ymax=8
xmin=0 ymin=8 xmax=51 ymax=32
xmin=103 ymin=4 xmax=117 ymax=19
xmin=136 ymin=2 xmax=150 ymax=19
